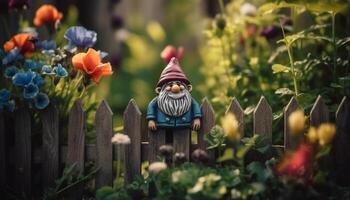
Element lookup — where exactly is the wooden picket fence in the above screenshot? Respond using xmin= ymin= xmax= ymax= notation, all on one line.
xmin=0 ymin=95 xmax=349 ymax=199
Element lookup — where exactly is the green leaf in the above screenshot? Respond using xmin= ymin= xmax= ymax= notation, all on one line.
xmin=275 ymin=88 xmax=294 ymax=96
xmin=217 ymin=148 xmax=234 ymax=162
xmin=96 ymin=186 xmax=115 ymax=200
xmin=306 ymin=2 xmax=344 ymax=13
xmin=272 ymin=64 xmax=290 ymax=74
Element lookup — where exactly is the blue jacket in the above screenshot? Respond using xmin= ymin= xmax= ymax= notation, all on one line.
xmin=146 ymin=97 xmax=202 ymax=128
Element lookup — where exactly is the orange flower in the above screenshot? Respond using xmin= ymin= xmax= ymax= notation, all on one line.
xmin=276 ymin=143 xmax=313 ymax=183
xmin=72 ymin=48 xmax=113 ymax=84
xmin=3 ymin=33 xmax=35 ymax=57
xmin=33 ymin=4 xmax=63 ymax=26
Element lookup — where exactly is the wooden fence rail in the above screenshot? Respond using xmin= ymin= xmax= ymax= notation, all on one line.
xmin=0 ymin=95 xmax=349 ymax=199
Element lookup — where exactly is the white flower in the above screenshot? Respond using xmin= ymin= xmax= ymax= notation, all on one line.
xmin=148 ymin=162 xmax=167 ymax=174
xmin=231 ymin=189 xmax=242 ymax=199
xmin=172 ymin=171 xmax=183 ymax=183
xmin=111 ymin=133 xmax=131 ymax=145
xmin=240 ymin=3 xmax=257 ymax=16
xmin=188 ymin=181 xmax=204 ymax=193
xmin=188 ymin=173 xmax=221 ymax=194
xmin=233 ymin=169 xmax=240 ymax=176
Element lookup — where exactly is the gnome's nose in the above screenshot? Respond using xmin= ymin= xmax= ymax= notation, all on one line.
xmin=171 ymin=84 xmax=181 ymax=93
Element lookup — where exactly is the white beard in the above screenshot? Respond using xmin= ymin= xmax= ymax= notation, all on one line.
xmin=157 ymin=89 xmax=191 ymax=117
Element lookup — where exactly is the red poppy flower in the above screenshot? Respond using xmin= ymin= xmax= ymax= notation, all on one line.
xmin=276 ymin=143 xmax=313 ymax=183
xmin=33 ymin=4 xmax=63 ymax=26
xmin=3 ymin=33 xmax=35 ymax=57
xmin=72 ymin=48 xmax=113 ymax=84
xmin=160 ymin=45 xmax=184 ymax=63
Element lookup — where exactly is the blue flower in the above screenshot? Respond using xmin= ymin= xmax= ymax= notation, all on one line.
xmin=41 ymin=65 xmax=55 ymax=75
xmin=24 ymin=59 xmax=42 ymax=70
xmin=35 ymin=40 xmax=57 ymax=50
xmin=33 ymin=74 xmax=45 ymax=88
xmin=4 ymin=66 xmax=19 ymax=78
xmin=42 ymin=49 xmax=55 ymax=56
xmin=13 ymin=70 xmax=36 ymax=87
xmin=2 ymin=48 xmax=23 ymax=65
xmin=0 ymin=89 xmax=14 ymax=112
xmin=64 ymin=26 xmax=97 ymax=52
xmin=34 ymin=93 xmax=49 ymax=109
xmin=53 ymin=63 xmax=68 ymax=77
xmin=23 ymin=83 xmax=39 ymax=99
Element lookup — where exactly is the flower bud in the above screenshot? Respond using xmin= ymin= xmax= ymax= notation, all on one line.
xmin=318 ymin=123 xmax=336 ymax=146
xmin=191 ymin=149 xmax=210 ymax=165
xmin=288 ymin=110 xmax=305 ymax=135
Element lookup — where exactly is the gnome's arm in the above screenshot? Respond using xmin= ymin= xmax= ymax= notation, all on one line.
xmin=146 ymin=97 xmax=157 ymax=130
xmin=191 ymin=98 xmax=201 ymax=130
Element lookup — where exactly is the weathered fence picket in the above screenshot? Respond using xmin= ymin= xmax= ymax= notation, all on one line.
xmin=226 ymin=97 xmax=244 ymax=137
xmin=14 ymin=107 xmax=31 ymax=198
xmin=253 ymin=96 xmax=272 ymax=145
xmin=42 ymin=104 xmax=59 ymax=189
xmin=1 ymin=95 xmax=350 ymax=199
xmin=123 ymin=99 xmax=142 ymax=184
xmin=197 ymin=98 xmax=216 ymax=159
xmin=66 ymin=100 xmax=85 ymax=199
xmin=0 ymin=112 xmax=5 ymax=190
xmin=284 ymin=97 xmax=301 ymax=150
xmin=95 ymin=100 xmax=113 ymax=188
xmin=310 ymin=95 xmax=329 ymax=126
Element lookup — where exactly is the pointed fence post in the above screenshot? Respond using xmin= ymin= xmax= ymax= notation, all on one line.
xmin=124 ymin=99 xmax=142 ymax=184
xmin=42 ymin=104 xmax=59 ymax=190
xmin=14 ymin=107 xmax=31 ymax=198
xmin=332 ymin=97 xmax=350 ymax=185
xmin=253 ymin=96 xmax=272 ymax=145
xmin=0 ymin=112 xmax=6 ymax=189
xmin=198 ymin=98 xmax=216 ymax=160
xmin=66 ymin=99 xmax=85 ymax=199
xmin=284 ymin=97 xmax=302 ymax=150
xmin=95 ymin=100 xmax=113 ymax=188
xmin=226 ymin=97 xmax=244 ymax=137
xmin=310 ymin=95 xmax=329 ymax=127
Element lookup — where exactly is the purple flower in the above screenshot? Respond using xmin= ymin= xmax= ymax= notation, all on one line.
xmin=35 ymin=40 xmax=57 ymax=50
xmin=64 ymin=26 xmax=97 ymax=52
xmin=8 ymin=0 xmax=28 ymax=10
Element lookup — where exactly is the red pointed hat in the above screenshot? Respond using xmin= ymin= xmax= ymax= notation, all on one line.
xmin=156 ymin=57 xmax=190 ymax=87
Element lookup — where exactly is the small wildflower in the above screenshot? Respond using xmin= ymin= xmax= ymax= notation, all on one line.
xmin=34 ymin=93 xmax=49 ymax=109
xmin=171 ymin=170 xmax=183 ymax=183
xmin=233 ymin=169 xmax=240 ymax=176
xmin=111 ymin=133 xmax=131 ymax=145
xmin=221 ymin=113 xmax=240 ymax=142
xmin=174 ymin=152 xmax=187 ymax=165
xmin=191 ymin=149 xmax=210 ymax=164
xmin=318 ymin=123 xmax=336 ymax=146
xmin=52 ymin=63 xmax=68 ymax=78
xmin=33 ymin=4 xmax=63 ymax=27
xmin=231 ymin=189 xmax=242 ymax=199
xmin=4 ymin=66 xmax=19 ymax=78
xmin=3 ymin=33 xmax=35 ymax=57
xmin=72 ymin=48 xmax=113 ymax=84
xmin=148 ymin=162 xmax=167 ymax=174
xmin=64 ymin=26 xmax=97 ymax=52
xmin=159 ymin=145 xmax=174 ymax=158
xmin=307 ymin=127 xmax=318 ymax=144
xmin=240 ymin=3 xmax=256 ymax=16
xmin=160 ymin=45 xmax=184 ymax=64
xmin=23 ymin=83 xmax=39 ymax=99
xmin=288 ymin=110 xmax=305 ymax=135
xmin=218 ymin=185 xmax=227 ymax=195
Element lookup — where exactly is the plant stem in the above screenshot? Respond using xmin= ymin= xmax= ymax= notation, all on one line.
xmin=218 ymin=0 xmax=225 ymax=15
xmin=280 ymin=21 xmax=299 ymax=97
xmin=331 ymin=12 xmax=337 ymax=82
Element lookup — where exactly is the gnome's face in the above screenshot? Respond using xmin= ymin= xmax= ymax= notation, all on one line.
xmin=157 ymin=81 xmax=192 ymax=117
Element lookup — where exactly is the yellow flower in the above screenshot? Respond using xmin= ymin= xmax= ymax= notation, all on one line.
xmin=306 ymin=127 xmax=318 ymax=144
xmin=317 ymin=123 xmax=336 ymax=146
xmin=221 ymin=113 xmax=240 ymax=142
xmin=288 ymin=110 xmax=305 ymax=135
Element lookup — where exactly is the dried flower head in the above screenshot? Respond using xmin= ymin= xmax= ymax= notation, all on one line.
xmin=111 ymin=133 xmax=130 ymax=145
xmin=148 ymin=162 xmax=167 ymax=174
xmin=288 ymin=110 xmax=305 ymax=135
xmin=221 ymin=113 xmax=240 ymax=142
xmin=174 ymin=152 xmax=187 ymax=165
xmin=318 ymin=123 xmax=336 ymax=146
xmin=191 ymin=149 xmax=210 ymax=165
xmin=159 ymin=145 xmax=174 ymax=158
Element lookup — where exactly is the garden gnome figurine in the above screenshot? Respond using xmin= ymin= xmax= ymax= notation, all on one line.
xmin=146 ymin=57 xmax=201 ymax=131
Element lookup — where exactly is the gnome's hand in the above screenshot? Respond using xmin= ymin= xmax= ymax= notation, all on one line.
xmin=193 ymin=118 xmax=201 ymax=131
xmin=148 ymin=120 xmax=157 ymax=131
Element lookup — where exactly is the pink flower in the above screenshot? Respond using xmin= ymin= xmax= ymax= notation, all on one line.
xmin=160 ymin=45 xmax=184 ymax=63
xmin=276 ymin=143 xmax=313 ymax=183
